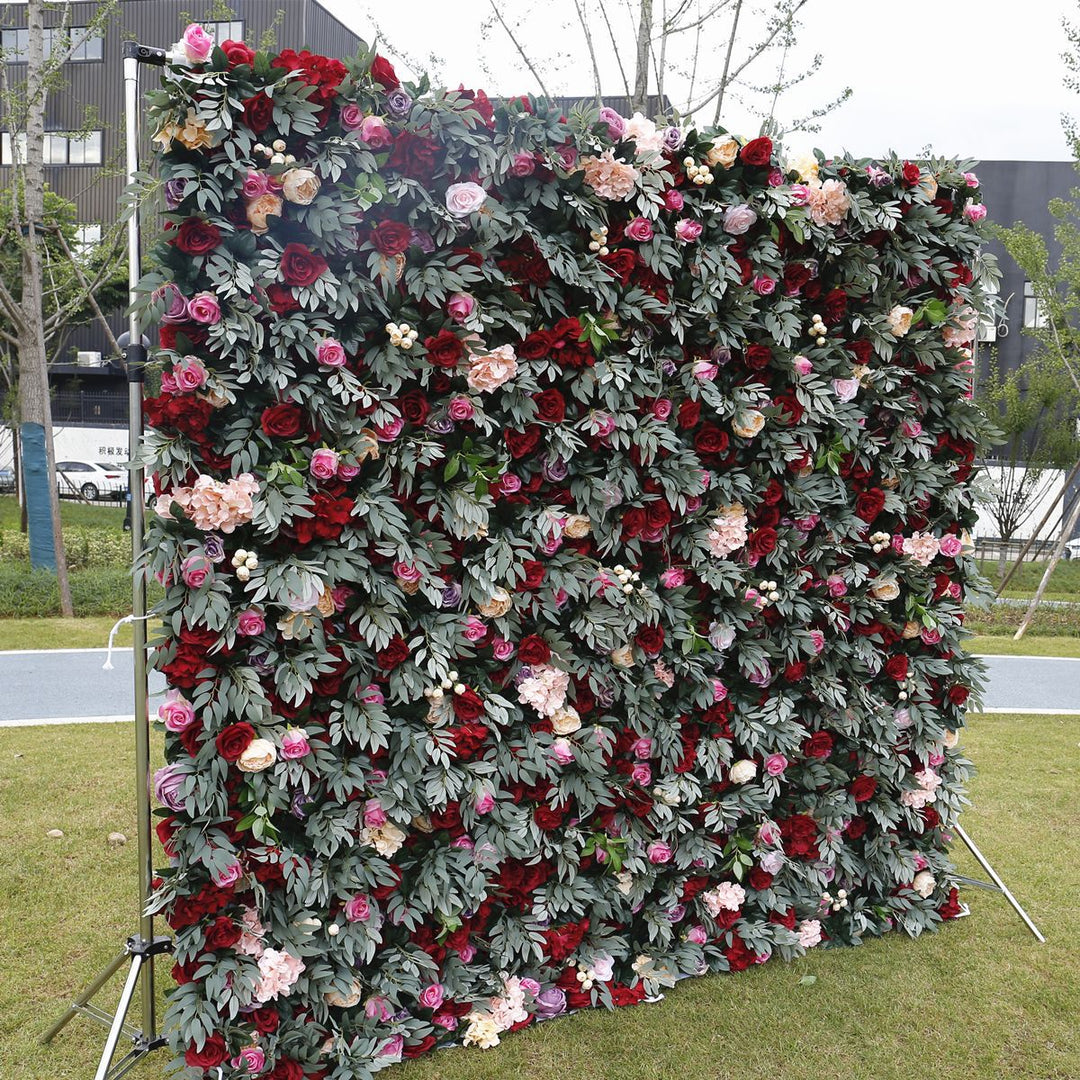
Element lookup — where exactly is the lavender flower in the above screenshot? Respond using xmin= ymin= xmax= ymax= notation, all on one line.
xmin=202 ymin=533 xmax=226 ymax=564
xmin=542 ymin=455 xmax=568 ymax=483
xmin=164 ymin=177 xmax=188 ymax=209
xmin=427 ymin=414 xmax=455 ymax=435
xmin=385 ymin=88 xmax=412 ymax=117
xmin=534 ymin=986 xmax=567 ymax=1019
xmin=441 ymin=583 xmax=463 ymax=609
xmin=409 ymin=228 xmax=436 ymax=253
xmin=598 ymin=106 xmax=627 ymax=140
xmin=155 ymin=282 xmax=189 ymax=325
xmin=662 ymin=125 xmax=684 ymax=152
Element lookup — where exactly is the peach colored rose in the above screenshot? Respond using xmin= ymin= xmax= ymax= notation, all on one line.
xmin=706 ymin=137 xmax=739 ymax=169
xmin=237 ymin=738 xmax=277 ymax=773
xmin=246 ymin=192 xmax=283 ymax=234
xmin=732 ymin=410 xmax=765 ymax=438
xmin=466 ymin=344 xmax=518 ymax=393
xmin=282 ymin=168 xmax=320 ymax=205
xmin=807 ymin=177 xmax=850 ymax=226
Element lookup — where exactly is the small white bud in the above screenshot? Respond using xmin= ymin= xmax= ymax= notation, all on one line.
xmin=327 ymin=923 xmax=340 ymax=937
xmin=453 ymin=682 xmax=466 ymax=695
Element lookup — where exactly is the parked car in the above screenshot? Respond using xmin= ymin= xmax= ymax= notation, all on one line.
xmin=56 ymin=460 xmax=127 ymax=501
xmin=1064 ymin=538 xmax=1080 ymax=560
xmin=0 ymin=465 xmax=14 ymax=493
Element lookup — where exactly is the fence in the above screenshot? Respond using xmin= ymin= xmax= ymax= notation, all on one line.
xmin=51 ymin=391 xmax=128 ymax=426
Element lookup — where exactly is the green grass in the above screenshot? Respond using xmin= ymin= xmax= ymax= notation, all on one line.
xmin=0 ymin=715 xmax=1076 ymax=1080
xmin=969 ymin=635 xmax=1080 ymax=657
xmin=0 ymin=494 xmax=126 ymax=529
xmin=963 ymin=602 xmax=1080 ymax=638
xmin=0 ymin=616 xmax=140 ymax=651
xmin=977 ymin=557 xmax=1080 ymax=603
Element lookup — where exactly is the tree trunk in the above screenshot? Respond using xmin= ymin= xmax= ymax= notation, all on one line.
xmin=632 ymin=0 xmax=653 ymax=114
xmin=18 ymin=0 xmax=73 ymax=615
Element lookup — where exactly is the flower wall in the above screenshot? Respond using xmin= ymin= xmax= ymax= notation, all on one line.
xmin=142 ymin=24 xmax=994 ymax=1080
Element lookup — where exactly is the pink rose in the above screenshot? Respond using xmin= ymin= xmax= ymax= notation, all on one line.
xmin=280 ymin=728 xmax=311 ymax=759
xmin=938 ymin=534 xmax=963 ymax=558
xmin=173 ymin=356 xmax=207 ymax=392
xmin=310 ymin=448 xmax=340 ymax=479
xmin=181 ymin=554 xmax=213 ymax=588
xmin=592 ymin=411 xmax=617 ymax=437
xmin=768 ymin=167 xmax=784 ymax=187
xmin=789 ymin=183 xmax=811 ymax=206
xmin=392 ymin=560 xmax=422 ymax=583
xmin=626 ymin=216 xmax=654 ymax=242
xmin=809 ymin=629 xmax=826 ymax=654
xmin=491 ymin=637 xmax=514 ymax=660
xmin=765 ymin=753 xmax=788 ymax=776
xmin=345 ymin=894 xmax=371 ymax=922
xmin=337 ymin=462 xmax=360 ymax=481
xmin=316 ymin=337 xmax=347 ymax=367
xmin=499 ymin=473 xmax=522 ymax=493
xmin=647 ymin=840 xmax=673 ymax=864
xmin=901 ymin=419 xmax=923 ymax=438
xmin=242 ymin=171 xmax=270 ymax=199
xmin=360 ymin=115 xmax=392 ymax=148
xmin=187 ymin=291 xmax=221 ymax=324
xmin=722 ymin=203 xmax=757 ymax=234
xmin=963 ymin=201 xmax=987 ymax=222
xmin=363 ymin=798 xmax=387 ymax=828
xmin=212 ymin=860 xmax=243 ymax=888
xmin=631 ymin=763 xmax=652 ymax=786
xmin=158 ymin=690 xmax=196 ymax=732
xmin=432 ymin=1013 xmax=459 ymax=1030
xmin=445 ymin=182 xmax=487 ymax=217
xmin=474 ymin=790 xmax=496 ymax=814
xmin=752 ymin=274 xmax=776 ymax=296
xmin=463 ymin=617 xmax=487 ymax=642
xmin=757 ymin=821 xmax=780 ymax=846
xmin=632 ymin=736 xmax=653 ymax=759
xmin=237 ymin=608 xmax=266 ymax=636
xmin=674 ymin=218 xmax=702 ymax=242
xmin=712 ymin=679 xmax=728 ymax=702
xmin=448 ymin=395 xmax=474 ymax=420
xmin=160 ymin=370 xmax=178 ymax=394
xmin=550 ymin=738 xmax=574 ymax=765
xmin=231 ymin=1047 xmax=267 ymax=1073
xmin=793 ymin=354 xmax=812 ymax=376
xmin=651 ymin=398 xmax=673 ymax=420
xmin=179 ymin=23 xmax=214 ymax=64
xmin=832 ymin=377 xmax=859 ymax=402
xmin=659 ymin=567 xmax=686 ymax=588
xmin=825 ymin=574 xmax=847 ymax=598
xmin=663 ymin=189 xmax=684 ymax=211
xmin=687 ymin=924 xmax=708 ymax=944
xmin=509 ymin=152 xmax=536 ymax=177
xmin=920 ymin=627 xmax=942 ymax=645
xmin=964 ymin=171 xmax=980 ymax=187
xmin=374 ymin=416 xmax=404 ymax=441
xmin=358 ymin=684 xmax=385 ymax=704
xmin=418 ymin=983 xmax=445 ymax=1010
xmin=340 ymin=103 xmax=365 ymax=131
xmin=447 ymin=292 xmax=475 ymax=322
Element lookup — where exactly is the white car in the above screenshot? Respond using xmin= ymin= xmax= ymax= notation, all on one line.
xmin=56 ymin=460 xmax=128 ymax=501
xmin=1065 ymin=538 xmax=1080 ymax=560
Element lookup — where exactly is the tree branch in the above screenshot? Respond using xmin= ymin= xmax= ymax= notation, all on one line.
xmin=487 ymin=2 xmax=551 ymax=99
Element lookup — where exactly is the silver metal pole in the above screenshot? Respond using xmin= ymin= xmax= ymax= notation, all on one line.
xmin=93 ymin=953 xmax=144 ymax=1080
xmin=955 ymin=822 xmax=1045 ymax=943
xmin=123 ymin=48 xmax=156 ymax=1041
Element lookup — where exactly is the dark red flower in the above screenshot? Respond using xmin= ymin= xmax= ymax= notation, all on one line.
xmin=854 ymin=487 xmax=886 ymax=523
xmin=221 ymin=39 xmax=255 ymax=67
xmin=261 ymin=402 xmax=304 ymax=438
xmin=371 ymin=220 xmax=412 ymax=256
xmin=376 ymin=635 xmax=410 ymax=670
xmin=370 ymin=55 xmax=400 ymax=89
xmin=216 ymin=722 xmax=255 ymax=761
xmin=739 ymin=137 xmax=773 ymax=166
xmin=280 ymin=242 xmax=328 ymax=287
xmin=634 ymin=624 xmax=665 ymax=658
xmin=779 ymin=814 xmax=820 ymax=859
xmin=174 ymin=218 xmax=221 ymax=256
xmin=518 ymin=635 xmax=551 ymax=665
xmin=884 ymin=655 xmax=909 ymax=681
xmin=185 ymin=1034 xmax=228 ymax=1069
xmin=424 ymin=329 xmax=465 ymax=369
xmin=204 ymin=914 xmax=242 ymax=951
xmin=850 ymin=775 xmax=878 ymax=803
xmin=533 ymin=388 xmax=566 ymax=423
xmin=242 ymin=95 xmax=274 ymax=133
xmin=504 ymin=425 xmax=542 ymax=459
xmin=452 ymin=688 xmax=485 ymax=721
xmin=802 ymin=730 xmax=834 ymax=759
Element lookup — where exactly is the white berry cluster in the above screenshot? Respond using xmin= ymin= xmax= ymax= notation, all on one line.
xmin=612 ymin=564 xmax=647 ymax=596
xmin=423 ymin=669 xmax=465 ymax=702
xmin=758 ymin=578 xmax=781 ymax=604
xmin=822 ymin=888 xmax=849 ymax=912
xmin=682 ymin=156 xmax=714 ymax=186
xmin=896 ymin=676 xmax=916 ymax=702
xmin=385 ymin=322 xmax=419 ymax=349
xmin=588 ymin=226 xmax=610 ymax=257
xmin=571 ymin=960 xmax=603 ymax=990
xmin=231 ymin=548 xmax=259 ymax=582
xmin=869 ymin=530 xmax=892 ymax=554
xmin=253 ymin=138 xmax=296 ymax=166
xmin=808 ymin=312 xmax=827 ymax=346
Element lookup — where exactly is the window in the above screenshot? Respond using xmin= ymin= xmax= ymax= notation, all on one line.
xmin=1 ymin=132 xmax=26 ymax=164
xmin=66 ymin=131 xmax=102 ymax=164
xmin=208 ymin=21 xmax=244 ymax=44
xmin=2 ymin=26 xmax=103 ymax=62
xmin=1023 ymin=280 xmax=1048 ymax=329
xmin=75 ymin=224 xmax=102 ymax=258
xmin=1 ymin=130 xmax=101 ymax=165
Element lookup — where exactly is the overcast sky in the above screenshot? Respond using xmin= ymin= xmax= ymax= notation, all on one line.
xmin=321 ymin=0 xmax=1079 ymax=162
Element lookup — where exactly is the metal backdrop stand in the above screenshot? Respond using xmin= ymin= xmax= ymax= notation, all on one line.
xmin=954 ymin=823 xmax=1045 ymax=942
xmin=41 ymin=42 xmax=173 ymax=1080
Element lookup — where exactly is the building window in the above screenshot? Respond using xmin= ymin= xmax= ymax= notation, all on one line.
xmin=2 ymin=26 xmax=104 ymax=62
xmin=208 ymin=21 xmax=244 ymax=44
xmin=74 ymin=223 xmax=102 ymax=258
xmin=0 ymin=130 xmax=101 ymax=165
xmin=1023 ymin=280 xmax=1048 ymax=329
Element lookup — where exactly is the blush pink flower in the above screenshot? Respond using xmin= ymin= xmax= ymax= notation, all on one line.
xmin=310 ymin=448 xmax=340 ymax=480
xmin=340 ymin=103 xmax=365 ymax=131
xmin=807 ymin=178 xmax=851 ymax=226
xmin=647 ymin=840 xmax=673 ymax=864
xmin=445 ymin=182 xmax=487 ymax=217
xmin=703 ymin=881 xmax=745 ymax=916
xmin=178 ymin=23 xmax=214 ymax=64
xmin=253 ymin=948 xmax=305 ymax=1003
xmin=315 ymin=337 xmax=347 ymax=367
xmin=447 ymin=292 xmax=475 ymax=322
xmin=938 ymin=534 xmax=963 ymax=558
xmin=467 ymin=344 xmax=517 ymax=393
xmin=359 ymin=115 xmax=392 ymax=148
xmin=448 ymin=396 xmax=475 ymax=421
xmin=902 ymin=532 xmax=941 ymax=566
xmin=764 ymin=753 xmax=788 ymax=776
xmin=158 ymin=689 xmax=196 ymax=731
xmin=706 ymin=504 xmax=749 ymax=558
xmin=581 ymin=150 xmax=639 ymax=201
xmin=345 ymin=894 xmax=371 ymax=922
xmin=722 ymin=204 xmax=757 ymax=235
xmin=237 ymin=608 xmax=266 ymax=636
xmin=172 ymin=356 xmax=208 ymax=392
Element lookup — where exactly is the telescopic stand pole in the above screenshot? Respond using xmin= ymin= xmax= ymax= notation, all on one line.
xmin=41 ymin=42 xmax=173 ymax=1080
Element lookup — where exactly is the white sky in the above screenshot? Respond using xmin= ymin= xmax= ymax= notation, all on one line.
xmin=321 ymin=0 xmax=1079 ymax=161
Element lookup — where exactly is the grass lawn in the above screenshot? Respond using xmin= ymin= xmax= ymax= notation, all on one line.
xmin=968 ymin=635 xmax=1080 ymax=657
xmin=0 ymin=493 xmax=126 ymax=529
xmin=976 ymin=557 xmax=1080 ymax=604
xmin=0 ymin=715 xmax=1076 ymax=1080
xmin=0 ymin=616 xmax=139 ymax=651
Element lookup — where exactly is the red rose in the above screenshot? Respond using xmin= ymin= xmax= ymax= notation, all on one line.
xmin=266 ymin=283 xmax=300 ymax=314
xmin=449 ymin=722 xmax=489 ymax=760
xmin=185 ymin=1034 xmax=228 ymax=1069
xmin=251 ymin=1007 xmax=280 ymax=1034
xmin=823 ymin=287 xmax=848 ymax=324
xmin=403 ymin=1036 xmax=438 ymax=1059
xmin=371 ymin=220 xmax=412 ymax=256
xmin=424 ymin=329 xmax=465 ymax=369
xmin=534 ymin=803 xmax=568 ymax=830
xmin=242 ymin=95 xmax=274 ymax=133
xmin=884 ymin=655 xmax=909 ymax=681
xmin=779 ymin=814 xmax=820 ymax=859
xmin=783 ymin=660 xmax=807 ymax=682
xmin=387 ymin=132 xmax=444 ymax=182
xmin=677 ymin=399 xmax=701 ymax=429
xmin=452 ymin=688 xmax=485 ymax=721
xmin=634 ymin=624 xmax=665 ymax=658
xmin=261 ymin=402 xmax=304 ymax=438
xmin=854 ymin=487 xmax=886 ymax=523
xmin=948 ymin=684 xmax=970 ymax=706
xmin=370 ymin=55 xmax=400 ymax=89
xmin=533 ymin=388 xmax=566 ymax=423
xmin=504 ymin=424 xmax=542 ymax=459
xmin=216 ymin=722 xmax=255 ymax=761
xmin=850 ymin=775 xmax=878 ymax=803
xmin=600 ymin=248 xmax=637 ymax=285
xmin=376 ymin=635 xmax=410 ymax=670
xmin=748 ymin=867 xmax=774 ymax=891
xmin=802 ymin=730 xmax=834 ymax=759
xmin=845 ymin=816 xmax=867 ymax=840
xmin=205 ymin=914 xmax=242 ymax=951
xmin=724 ymin=935 xmax=756 ymax=972
xmin=519 ymin=330 xmax=552 ymax=360
xmin=748 ymin=527 xmax=777 ymax=558
xmin=175 ymin=218 xmax=222 ymax=256
xmin=610 ymin=982 xmax=647 ymax=1007
xmin=846 ymin=339 xmax=873 ymax=364
xmin=694 ymin=423 xmax=729 ymax=457
xmin=646 ymin=501 xmax=672 ymax=530
xmin=222 ymin=39 xmax=255 ymax=67
xmin=398 ymin=390 xmax=431 ymax=426
xmin=901 ymin=160 xmax=921 ymax=186
xmin=744 ymin=343 xmax=772 ymax=370
xmin=518 ymin=634 xmax=551 ymax=665
xmin=280 ymin=242 xmax=328 ymax=287
xmin=739 ymin=136 xmax=773 ymax=166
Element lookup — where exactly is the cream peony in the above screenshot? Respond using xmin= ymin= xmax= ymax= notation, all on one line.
xmin=237 ymin=738 xmax=277 ymax=773
xmin=462 ymin=1011 xmax=501 ymax=1049
xmin=885 ymin=305 xmax=915 ymax=337
xmin=478 ymin=587 xmax=512 ymax=618
xmin=729 ymin=759 xmax=757 ymax=784
xmin=580 ymin=150 xmax=639 ymax=200
xmin=282 ymin=168 xmax=320 ymax=205
xmin=562 ymin=514 xmax=591 ymax=538
xmin=550 ymin=706 xmax=582 ymax=735
xmin=324 ymin=979 xmax=363 ymax=1008
xmin=807 ymin=177 xmax=851 ymax=226
xmin=869 ymin=579 xmax=900 ymax=601
xmin=912 ymin=870 xmax=937 ymax=898
xmin=609 ymin=644 xmax=634 ymax=668
xmin=732 ymin=410 xmax=765 ymax=438
xmin=467 ymin=344 xmax=518 ymax=392
xmin=246 ymin=193 xmax=283 ymax=234
xmin=705 ymin=137 xmax=739 ymax=169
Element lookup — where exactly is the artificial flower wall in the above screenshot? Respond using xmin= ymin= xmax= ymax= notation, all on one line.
xmin=141 ymin=22 xmax=994 ymax=1080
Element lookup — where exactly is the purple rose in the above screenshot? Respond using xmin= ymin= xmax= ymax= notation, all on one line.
xmin=153 ymin=764 xmax=187 ymax=811
xmin=441 ymin=583 xmax=463 ymax=609
xmin=534 ymin=986 xmax=567 ymax=1019
xmin=427 ymin=414 xmax=455 ymax=435
xmin=409 ymin=228 xmax=435 ymax=253
xmin=201 ymin=533 xmax=225 ymax=563
xmin=542 ymin=456 xmax=568 ymax=482
xmin=163 ymin=178 xmax=188 ymax=209
xmin=598 ymin=106 xmax=627 ymax=140
xmin=385 ymin=88 xmax=413 ymax=117
xmin=662 ymin=125 xmax=684 ymax=152
xmin=156 ymin=282 xmax=189 ymax=324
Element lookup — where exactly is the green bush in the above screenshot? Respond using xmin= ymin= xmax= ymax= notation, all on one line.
xmin=0 ymin=565 xmax=162 ymax=617
xmin=0 ymin=525 xmax=130 ymax=571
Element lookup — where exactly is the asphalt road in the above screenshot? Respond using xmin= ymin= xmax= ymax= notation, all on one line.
xmin=0 ymin=649 xmax=1078 ymax=725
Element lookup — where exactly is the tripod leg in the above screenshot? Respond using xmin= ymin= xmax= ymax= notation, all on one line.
xmin=94 ymin=952 xmax=144 ymax=1080
xmin=955 ymin=822 xmax=1046 ymax=943
xmin=41 ymin=949 xmax=131 ymax=1044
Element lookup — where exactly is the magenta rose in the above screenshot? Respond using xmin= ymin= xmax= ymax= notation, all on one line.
xmin=236 ymin=608 xmax=265 ymax=636
xmin=647 ymin=840 xmax=673 ymax=864
xmin=340 ymin=103 xmax=365 ymax=131
xmin=187 ymin=291 xmax=221 ymax=324
xmin=345 ymin=894 xmax=371 ymax=921
xmin=448 ymin=396 xmax=474 ymax=421
xmin=181 ymin=554 xmax=213 ymax=588
xmin=310 ymin=448 xmax=340 ymax=479
xmin=446 ymin=292 xmax=475 ymax=322
xmin=626 ymin=216 xmax=654 ymax=242
xmin=418 ymin=983 xmax=445 ymax=1010
xmin=280 ymin=728 xmax=311 ymax=759
xmin=316 ymin=337 xmax=347 ymax=367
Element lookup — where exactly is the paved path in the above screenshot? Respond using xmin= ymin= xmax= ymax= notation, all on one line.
xmin=0 ymin=649 xmax=1078 ymax=726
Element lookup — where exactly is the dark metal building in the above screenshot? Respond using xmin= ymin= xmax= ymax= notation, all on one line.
xmin=1 ymin=0 xmax=362 ymax=423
